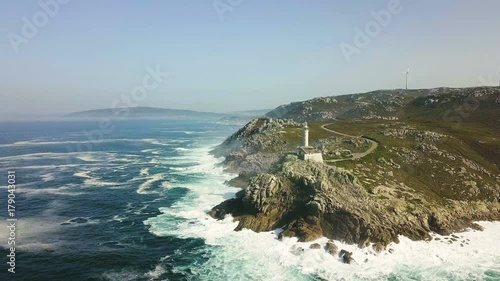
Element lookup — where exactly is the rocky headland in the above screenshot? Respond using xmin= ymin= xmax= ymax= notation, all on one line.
xmin=209 ymin=87 xmax=500 ymax=255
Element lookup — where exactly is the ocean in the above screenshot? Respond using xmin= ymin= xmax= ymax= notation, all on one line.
xmin=0 ymin=119 xmax=498 ymax=281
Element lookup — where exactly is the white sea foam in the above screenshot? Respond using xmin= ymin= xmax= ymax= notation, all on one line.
xmin=102 ymin=269 xmax=143 ymax=281
xmin=0 ymin=152 xmax=72 ymax=160
xmin=74 ymin=171 xmax=91 ymax=178
xmin=0 ymin=140 xmax=76 ymax=147
xmin=76 ymin=153 xmax=99 ymax=162
xmin=0 ymin=138 xmax=146 ymax=147
xmin=142 ymin=139 xmax=173 ymax=147
xmin=149 ymin=154 xmax=198 ymax=166
xmin=61 ymin=216 xmax=101 ymax=226
xmin=141 ymin=148 xmax=162 ymax=155
xmin=74 ymin=170 xmax=122 ymax=187
xmin=41 ymin=172 xmax=55 ymax=182
xmin=145 ymin=143 xmax=500 ymax=281
xmin=2 ymin=164 xmax=60 ymax=170
xmin=4 ymin=163 xmax=121 ymax=171
xmin=160 ymin=130 xmax=196 ymax=135
xmin=84 ymin=178 xmax=122 ymax=187
xmin=0 ymin=217 xmax=66 ymax=247
xmin=148 ymin=158 xmax=161 ymax=164
xmin=133 ymin=204 xmax=151 ymax=215
xmin=145 ymin=264 xmax=167 ymax=279
xmin=110 ymin=215 xmax=128 ymax=223
xmin=0 ymin=151 xmax=124 ymax=165
xmin=15 ymin=242 xmax=60 ymax=252
xmin=137 ymin=174 xmax=165 ymax=194
xmin=17 ymin=185 xmax=86 ymax=197
xmin=169 ymin=167 xmax=187 ymax=172
xmin=140 ymin=168 xmax=149 ymax=176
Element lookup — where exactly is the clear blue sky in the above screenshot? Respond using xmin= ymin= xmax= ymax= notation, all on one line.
xmin=1 ymin=0 xmax=499 ymax=115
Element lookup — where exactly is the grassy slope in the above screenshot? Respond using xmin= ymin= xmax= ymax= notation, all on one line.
xmin=257 ymin=87 xmax=500 ymax=202
xmin=323 ymin=119 xmax=499 ymax=202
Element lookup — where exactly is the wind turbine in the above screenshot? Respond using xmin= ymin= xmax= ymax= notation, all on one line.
xmin=403 ymin=65 xmax=410 ymax=90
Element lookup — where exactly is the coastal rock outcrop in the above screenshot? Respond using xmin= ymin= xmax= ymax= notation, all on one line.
xmin=209 ymin=87 xmax=500 ymax=250
xmin=338 ymin=250 xmax=354 ymax=264
xmin=324 ymin=240 xmax=338 ymax=256
xmin=211 ymin=157 xmax=500 ymax=246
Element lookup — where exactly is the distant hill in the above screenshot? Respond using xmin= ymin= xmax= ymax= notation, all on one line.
xmin=266 ymin=87 xmax=500 ymax=125
xmin=228 ymin=109 xmax=273 ymax=117
xmin=219 ymin=109 xmax=273 ymax=123
xmin=66 ymin=106 xmax=227 ymax=120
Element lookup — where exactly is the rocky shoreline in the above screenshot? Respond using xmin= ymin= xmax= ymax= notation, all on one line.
xmin=208 ymin=89 xmax=500 ymax=255
xmin=210 ymin=154 xmax=499 ymax=249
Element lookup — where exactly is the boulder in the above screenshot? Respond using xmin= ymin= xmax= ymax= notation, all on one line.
xmin=290 ymin=246 xmax=305 ymax=255
xmin=372 ymin=243 xmax=385 ymax=253
xmin=324 ymin=240 xmax=338 ymax=256
xmin=208 ymin=208 xmax=226 ymax=220
xmin=338 ymin=249 xmax=354 ymax=264
xmin=309 ymin=243 xmax=321 ymax=249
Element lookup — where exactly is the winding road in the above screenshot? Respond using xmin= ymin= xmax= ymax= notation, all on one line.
xmin=320 ymin=123 xmax=379 ymax=163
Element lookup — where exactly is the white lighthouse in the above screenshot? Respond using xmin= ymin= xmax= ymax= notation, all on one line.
xmin=297 ymin=122 xmax=323 ymax=163
xmin=303 ymin=122 xmax=309 ymax=147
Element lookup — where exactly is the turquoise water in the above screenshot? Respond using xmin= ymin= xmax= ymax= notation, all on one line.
xmin=0 ymin=119 xmax=498 ymax=281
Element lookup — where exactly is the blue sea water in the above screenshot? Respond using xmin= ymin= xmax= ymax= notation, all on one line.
xmin=0 ymin=119 xmax=240 ymax=280
xmin=0 ymin=119 xmax=499 ymax=281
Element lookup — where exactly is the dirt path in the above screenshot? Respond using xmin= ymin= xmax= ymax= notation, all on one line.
xmin=320 ymin=123 xmax=379 ymax=162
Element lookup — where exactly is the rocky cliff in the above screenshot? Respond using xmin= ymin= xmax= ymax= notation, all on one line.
xmin=209 ymin=87 xmax=500 ymax=251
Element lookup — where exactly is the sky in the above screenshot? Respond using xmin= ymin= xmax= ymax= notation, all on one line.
xmin=1 ymin=0 xmax=500 ymax=116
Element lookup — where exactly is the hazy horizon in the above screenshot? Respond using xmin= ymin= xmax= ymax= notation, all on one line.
xmin=0 ymin=105 xmax=273 ymax=121
xmin=2 ymin=0 xmax=500 ymax=116
xmin=2 ymin=84 xmax=498 ymax=121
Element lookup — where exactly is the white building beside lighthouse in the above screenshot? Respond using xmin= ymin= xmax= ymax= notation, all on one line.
xmin=298 ymin=122 xmax=323 ymax=163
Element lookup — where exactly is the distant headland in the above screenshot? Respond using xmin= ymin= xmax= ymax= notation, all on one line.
xmin=66 ymin=106 xmax=271 ymax=122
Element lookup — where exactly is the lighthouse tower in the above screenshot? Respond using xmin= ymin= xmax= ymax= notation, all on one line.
xmin=297 ymin=122 xmax=323 ymax=162
xmin=303 ymin=122 xmax=309 ymax=147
